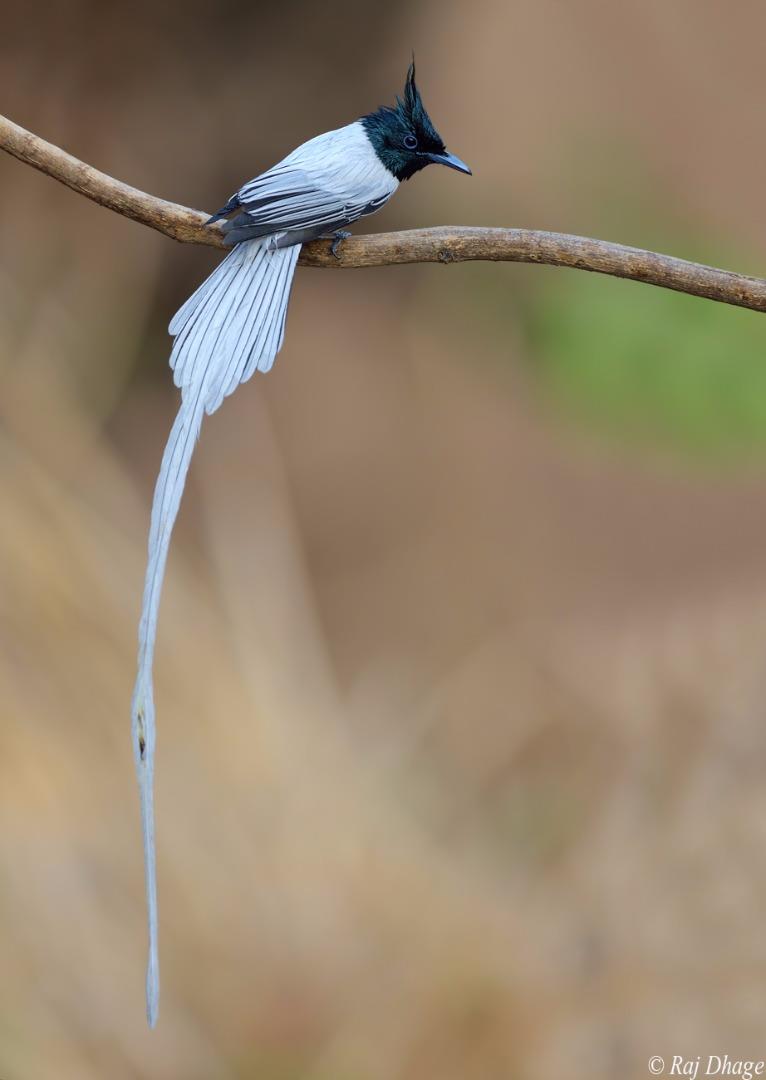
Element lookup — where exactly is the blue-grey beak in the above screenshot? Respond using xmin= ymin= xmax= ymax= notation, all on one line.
xmin=425 ymin=151 xmax=472 ymax=175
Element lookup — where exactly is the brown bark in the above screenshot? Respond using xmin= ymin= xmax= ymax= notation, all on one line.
xmin=3 ymin=112 xmax=766 ymax=313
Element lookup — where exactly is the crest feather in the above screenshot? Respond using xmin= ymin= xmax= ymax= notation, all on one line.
xmin=404 ymin=59 xmax=418 ymax=111
xmin=360 ymin=59 xmax=447 ymax=181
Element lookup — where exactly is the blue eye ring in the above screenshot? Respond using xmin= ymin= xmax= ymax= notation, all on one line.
xmin=403 ymin=133 xmax=418 ymax=150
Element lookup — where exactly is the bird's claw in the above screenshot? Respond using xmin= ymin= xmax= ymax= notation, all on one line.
xmin=329 ymin=230 xmax=352 ymax=259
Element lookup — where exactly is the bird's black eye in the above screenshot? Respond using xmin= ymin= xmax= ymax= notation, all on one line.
xmin=403 ymin=133 xmax=418 ymax=150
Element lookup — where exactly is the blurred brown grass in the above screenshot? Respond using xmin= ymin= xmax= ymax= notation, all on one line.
xmin=5 ymin=1 xmax=766 ymax=1077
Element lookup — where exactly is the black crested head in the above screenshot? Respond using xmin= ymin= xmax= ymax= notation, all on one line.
xmin=361 ymin=61 xmax=471 ymax=182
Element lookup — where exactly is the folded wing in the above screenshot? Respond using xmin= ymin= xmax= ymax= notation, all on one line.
xmin=215 ymin=166 xmax=391 ymax=246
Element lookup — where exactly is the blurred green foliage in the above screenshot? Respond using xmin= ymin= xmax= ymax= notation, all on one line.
xmin=525 ymin=252 xmax=766 ymax=464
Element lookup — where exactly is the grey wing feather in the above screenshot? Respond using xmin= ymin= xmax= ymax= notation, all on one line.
xmin=220 ymin=167 xmax=391 ymax=246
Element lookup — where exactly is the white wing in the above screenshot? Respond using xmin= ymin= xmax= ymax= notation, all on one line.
xmin=215 ymin=121 xmax=398 ymax=245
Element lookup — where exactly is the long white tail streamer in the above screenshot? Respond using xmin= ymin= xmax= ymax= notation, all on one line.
xmin=131 ymin=237 xmax=301 ymax=1026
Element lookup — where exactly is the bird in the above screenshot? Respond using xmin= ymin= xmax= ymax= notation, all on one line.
xmin=131 ymin=60 xmax=471 ymax=1028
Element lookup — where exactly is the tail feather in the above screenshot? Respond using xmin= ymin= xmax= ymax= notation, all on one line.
xmin=171 ymin=253 xmax=250 ymax=401
xmin=204 ymin=250 xmax=282 ymax=410
xmin=132 ymin=388 xmax=205 ymax=1029
xmin=208 ymin=239 xmax=298 ymax=410
xmin=170 ymin=240 xmax=299 ymax=411
xmin=167 ymin=249 xmax=234 ymax=336
xmin=132 ymin=237 xmax=300 ymax=1026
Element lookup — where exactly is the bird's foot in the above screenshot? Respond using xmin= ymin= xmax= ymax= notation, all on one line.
xmin=328 ymin=230 xmax=352 ymax=259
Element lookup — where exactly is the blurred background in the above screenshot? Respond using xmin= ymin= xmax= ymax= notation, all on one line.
xmin=3 ymin=1 xmax=766 ymax=1076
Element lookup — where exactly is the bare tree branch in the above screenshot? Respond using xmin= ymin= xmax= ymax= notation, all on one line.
xmin=3 ymin=111 xmax=766 ymax=313
xmin=0 ymin=113 xmax=216 ymax=246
